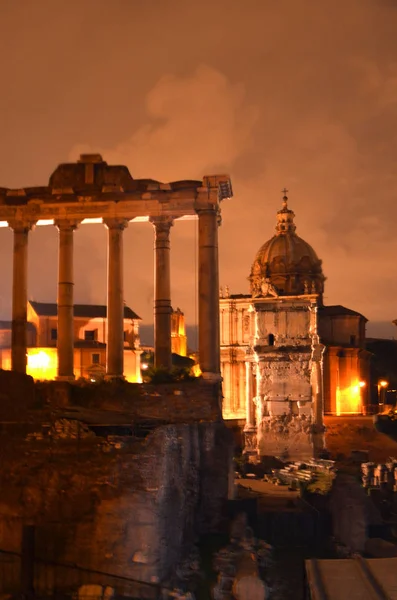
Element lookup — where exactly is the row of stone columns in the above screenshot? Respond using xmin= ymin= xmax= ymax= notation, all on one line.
xmin=9 ymin=207 xmax=221 ymax=381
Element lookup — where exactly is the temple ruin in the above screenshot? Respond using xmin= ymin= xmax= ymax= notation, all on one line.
xmin=0 ymin=153 xmax=232 ymax=380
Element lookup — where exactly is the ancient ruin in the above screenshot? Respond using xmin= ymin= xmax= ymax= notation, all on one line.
xmin=0 ymin=155 xmax=234 ymax=597
xmin=0 ymin=153 xmax=232 ymax=380
xmin=0 ymin=370 xmax=234 ymax=597
xmin=220 ymin=192 xmax=370 ymax=461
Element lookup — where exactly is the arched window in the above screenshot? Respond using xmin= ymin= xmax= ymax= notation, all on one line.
xmin=268 ymin=334 xmax=275 ymax=346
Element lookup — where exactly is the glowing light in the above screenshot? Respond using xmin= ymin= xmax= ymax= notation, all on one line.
xmin=379 ymin=380 xmax=388 ymax=388
xmin=141 ymin=363 xmax=149 ymax=370
xmin=359 ymin=381 xmax=366 ymax=388
xmin=81 ymin=218 xmax=103 ymax=224
xmin=37 ymin=219 xmax=54 ymax=226
xmin=27 ymin=351 xmax=50 ymax=368
xmin=26 ymin=348 xmax=58 ymax=380
xmin=336 ymin=380 xmax=363 ymax=415
xmin=0 ymin=221 xmax=8 ymax=228
xmin=191 ymin=363 xmax=202 ymax=378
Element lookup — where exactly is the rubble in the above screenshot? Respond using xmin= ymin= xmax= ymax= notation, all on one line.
xmin=75 ymin=585 xmax=114 ymax=600
xmin=50 ymin=418 xmax=96 ymax=440
xmin=212 ymin=514 xmax=273 ymax=600
xmin=161 ymin=546 xmax=204 ymax=599
xmin=263 ymin=458 xmax=336 ymax=491
xmin=361 ymin=458 xmax=397 ymax=491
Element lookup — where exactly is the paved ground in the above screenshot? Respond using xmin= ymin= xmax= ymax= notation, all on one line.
xmin=236 ymin=477 xmax=301 ymax=511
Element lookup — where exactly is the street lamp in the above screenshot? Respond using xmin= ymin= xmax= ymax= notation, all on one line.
xmin=378 ymin=380 xmax=388 ymax=412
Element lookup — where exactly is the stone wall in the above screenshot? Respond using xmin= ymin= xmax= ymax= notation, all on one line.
xmin=0 ymin=375 xmax=233 ymax=591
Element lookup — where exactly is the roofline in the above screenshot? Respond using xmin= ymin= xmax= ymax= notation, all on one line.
xmin=28 ymin=299 xmax=141 ymax=320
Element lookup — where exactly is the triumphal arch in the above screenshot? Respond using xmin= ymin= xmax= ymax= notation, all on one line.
xmin=0 ymin=154 xmax=232 ymax=381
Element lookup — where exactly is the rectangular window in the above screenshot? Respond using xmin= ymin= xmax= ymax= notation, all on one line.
xmin=84 ymin=329 xmax=97 ymax=341
xmin=350 ymin=335 xmax=356 ymax=346
xmin=92 ymin=353 xmax=100 ymax=365
xmin=123 ymin=330 xmax=128 ymax=341
xmin=50 ymin=328 xmax=57 ymax=341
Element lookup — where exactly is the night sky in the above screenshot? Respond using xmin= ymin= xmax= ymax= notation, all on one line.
xmin=0 ymin=0 xmax=396 ymax=338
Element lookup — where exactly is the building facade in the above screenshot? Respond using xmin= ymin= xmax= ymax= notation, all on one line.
xmin=171 ymin=308 xmax=188 ymax=356
xmin=0 ymin=300 xmax=142 ymax=382
xmin=220 ymin=193 xmax=370 ymax=460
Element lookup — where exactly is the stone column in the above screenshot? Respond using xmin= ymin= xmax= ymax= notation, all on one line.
xmin=105 ymin=219 xmax=128 ymax=379
xmin=244 ymin=360 xmax=255 ymax=429
xmin=197 ymin=208 xmax=220 ymax=378
xmin=151 ymin=217 xmax=173 ymax=369
xmin=56 ymin=220 xmax=78 ymax=380
xmin=10 ymin=223 xmax=32 ymax=373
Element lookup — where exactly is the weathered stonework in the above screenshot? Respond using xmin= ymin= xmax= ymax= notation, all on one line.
xmin=0 ymin=375 xmax=233 ymax=594
xmin=220 ymin=194 xmax=371 ymax=454
xmin=250 ymin=298 xmax=324 ymax=460
xmin=0 ymin=154 xmax=233 ymax=380
xmin=220 ymin=195 xmax=327 ymax=461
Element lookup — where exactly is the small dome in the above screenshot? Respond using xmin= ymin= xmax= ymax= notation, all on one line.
xmin=249 ymin=192 xmax=325 ymax=297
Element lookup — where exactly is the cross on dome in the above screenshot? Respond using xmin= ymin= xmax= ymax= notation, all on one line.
xmin=281 ymin=187 xmax=289 ymax=209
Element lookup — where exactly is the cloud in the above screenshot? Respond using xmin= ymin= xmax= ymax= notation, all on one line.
xmin=0 ymin=0 xmax=396 ymax=335
xmin=71 ymin=65 xmax=258 ymax=181
xmin=69 ymin=65 xmax=259 ymax=325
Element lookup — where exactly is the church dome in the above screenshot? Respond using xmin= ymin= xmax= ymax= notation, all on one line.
xmin=249 ymin=191 xmax=325 ymax=297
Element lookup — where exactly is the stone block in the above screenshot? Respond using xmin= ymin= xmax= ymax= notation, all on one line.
xmin=298 ymin=401 xmax=312 ymax=417
xmin=267 ymin=400 xmax=288 ymax=416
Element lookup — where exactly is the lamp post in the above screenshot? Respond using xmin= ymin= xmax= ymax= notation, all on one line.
xmin=378 ymin=380 xmax=388 ymax=413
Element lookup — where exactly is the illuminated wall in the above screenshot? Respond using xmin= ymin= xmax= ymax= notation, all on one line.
xmin=27 ymin=348 xmax=58 ymax=380
xmin=0 ymin=347 xmax=142 ymax=383
xmin=323 ymin=347 xmax=370 ymax=414
xmin=171 ymin=309 xmax=187 ymax=356
xmin=124 ymin=350 xmax=142 ymax=383
xmin=335 ymin=381 xmax=364 ymax=416
xmin=0 ymin=348 xmax=59 ymax=381
xmin=220 ymin=296 xmax=251 ymax=420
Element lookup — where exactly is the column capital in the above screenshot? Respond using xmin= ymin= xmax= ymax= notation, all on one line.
xmin=150 ymin=216 xmax=174 ymax=235
xmin=8 ymin=220 xmax=35 ymax=233
xmin=104 ymin=218 xmax=129 ymax=230
xmin=55 ymin=219 xmax=80 ymax=231
xmin=196 ymin=206 xmax=222 ymax=226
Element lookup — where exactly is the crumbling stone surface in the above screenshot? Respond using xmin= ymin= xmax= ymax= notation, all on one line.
xmin=0 ymin=369 xmax=35 ymax=419
xmin=212 ymin=515 xmax=272 ymax=600
xmin=32 ymin=380 xmax=223 ymax=424
xmin=0 ymin=376 xmax=231 ymax=591
xmin=0 ymin=421 xmax=232 ymax=587
xmin=328 ymin=473 xmax=382 ymax=554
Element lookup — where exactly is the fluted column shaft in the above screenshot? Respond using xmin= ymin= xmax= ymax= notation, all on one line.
xmin=105 ymin=219 xmax=127 ymax=379
xmin=56 ymin=221 xmax=77 ymax=380
xmin=198 ymin=208 xmax=220 ymax=377
xmin=10 ymin=224 xmax=31 ymax=373
xmin=151 ymin=217 xmax=173 ymax=369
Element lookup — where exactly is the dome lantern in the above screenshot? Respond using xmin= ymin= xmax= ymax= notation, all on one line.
xmin=248 ymin=190 xmax=325 ymax=298
xmin=276 ymin=189 xmax=296 ymax=235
